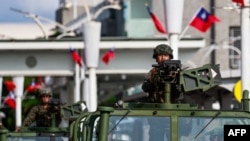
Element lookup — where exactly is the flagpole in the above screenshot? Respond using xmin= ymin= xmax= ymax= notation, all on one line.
xmin=163 ymin=0 xmax=184 ymax=60
xmin=179 ymin=7 xmax=202 ymax=40
xmin=165 ymin=34 xmax=168 ymax=40
xmin=22 ymin=90 xmax=28 ymax=100
xmin=145 ymin=3 xmax=167 ymax=36
xmin=179 ymin=25 xmax=189 ymax=40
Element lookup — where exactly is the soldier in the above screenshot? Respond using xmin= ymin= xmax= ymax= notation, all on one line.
xmin=15 ymin=87 xmax=62 ymax=132
xmin=142 ymin=43 xmax=181 ymax=103
xmin=141 ymin=44 xmax=173 ymax=141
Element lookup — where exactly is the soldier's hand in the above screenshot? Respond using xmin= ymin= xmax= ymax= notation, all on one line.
xmin=153 ymin=74 xmax=164 ymax=85
xmin=142 ymin=79 xmax=155 ymax=92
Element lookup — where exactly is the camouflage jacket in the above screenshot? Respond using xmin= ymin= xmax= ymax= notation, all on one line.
xmin=22 ymin=104 xmax=62 ymax=127
xmin=141 ymin=68 xmax=181 ymax=103
xmin=142 ymin=68 xmax=165 ymax=103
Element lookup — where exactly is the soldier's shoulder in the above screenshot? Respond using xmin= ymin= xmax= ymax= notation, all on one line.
xmin=30 ymin=105 xmax=41 ymax=111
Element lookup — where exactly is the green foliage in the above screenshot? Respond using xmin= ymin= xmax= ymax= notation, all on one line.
xmin=1 ymin=77 xmax=41 ymax=130
xmin=1 ymin=97 xmax=39 ymax=131
xmin=1 ymin=108 xmax=15 ymax=131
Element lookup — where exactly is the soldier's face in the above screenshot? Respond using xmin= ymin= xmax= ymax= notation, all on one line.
xmin=41 ymin=95 xmax=51 ymax=104
xmin=156 ymin=54 xmax=170 ymax=64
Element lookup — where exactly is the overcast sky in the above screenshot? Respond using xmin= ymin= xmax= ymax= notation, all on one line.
xmin=0 ymin=0 xmax=59 ymax=23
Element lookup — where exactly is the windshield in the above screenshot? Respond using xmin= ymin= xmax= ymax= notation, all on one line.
xmin=7 ymin=137 xmax=68 ymax=141
xmin=107 ymin=116 xmax=170 ymax=141
xmin=91 ymin=115 xmax=250 ymax=141
xmin=178 ymin=117 xmax=250 ymax=141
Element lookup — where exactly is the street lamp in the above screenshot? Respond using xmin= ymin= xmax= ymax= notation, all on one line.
xmin=10 ymin=7 xmax=75 ymax=39
xmin=93 ymin=4 xmax=121 ymax=20
xmin=163 ymin=0 xmax=184 ymax=59
xmin=82 ymin=1 xmax=121 ymax=112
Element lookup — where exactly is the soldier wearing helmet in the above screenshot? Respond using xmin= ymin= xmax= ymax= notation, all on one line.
xmin=16 ymin=87 xmax=62 ymax=132
xmin=152 ymin=44 xmax=173 ymax=60
xmin=142 ymin=44 xmax=174 ymax=103
xmin=141 ymin=44 xmax=174 ymax=141
xmin=38 ymin=87 xmax=52 ymax=98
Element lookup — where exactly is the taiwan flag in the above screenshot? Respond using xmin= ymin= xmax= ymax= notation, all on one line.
xmin=189 ymin=7 xmax=220 ymax=32
xmin=102 ymin=48 xmax=115 ymax=65
xmin=4 ymin=80 xmax=16 ymax=92
xmin=70 ymin=48 xmax=83 ymax=67
xmin=4 ymin=91 xmax=16 ymax=109
xmin=145 ymin=3 xmax=166 ymax=34
xmin=232 ymin=0 xmax=246 ymax=7
xmin=26 ymin=79 xmax=41 ymax=93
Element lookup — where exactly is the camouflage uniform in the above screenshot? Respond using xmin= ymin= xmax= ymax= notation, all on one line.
xmin=22 ymin=105 xmax=61 ymax=127
xmin=22 ymin=88 xmax=62 ymax=127
xmin=142 ymin=44 xmax=179 ymax=103
xmin=143 ymin=44 xmax=176 ymax=141
xmin=142 ymin=67 xmax=165 ymax=103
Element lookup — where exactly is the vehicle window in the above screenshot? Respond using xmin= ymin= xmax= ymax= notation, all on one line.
xmin=108 ymin=116 xmax=170 ymax=141
xmin=178 ymin=117 xmax=250 ymax=141
xmin=7 ymin=137 xmax=68 ymax=141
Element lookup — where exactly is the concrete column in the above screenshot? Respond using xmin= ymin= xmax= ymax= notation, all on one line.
xmin=13 ymin=76 xmax=24 ymax=128
xmin=241 ymin=6 xmax=250 ymax=98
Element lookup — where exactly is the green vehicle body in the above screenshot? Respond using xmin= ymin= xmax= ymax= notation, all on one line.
xmin=0 ymin=62 xmax=250 ymax=141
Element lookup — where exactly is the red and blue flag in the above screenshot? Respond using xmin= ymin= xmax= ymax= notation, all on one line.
xmin=70 ymin=48 xmax=83 ymax=67
xmin=102 ymin=48 xmax=115 ymax=65
xmin=4 ymin=91 xmax=16 ymax=109
xmin=26 ymin=79 xmax=41 ymax=93
xmin=4 ymin=80 xmax=16 ymax=92
xmin=232 ymin=0 xmax=246 ymax=7
xmin=189 ymin=7 xmax=220 ymax=33
xmin=145 ymin=4 xmax=166 ymax=34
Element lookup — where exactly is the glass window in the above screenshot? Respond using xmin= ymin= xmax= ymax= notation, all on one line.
xmin=108 ymin=116 xmax=170 ymax=141
xmin=8 ymin=136 xmax=68 ymax=141
xmin=131 ymin=0 xmax=151 ymax=19
xmin=178 ymin=117 xmax=250 ymax=141
xmin=229 ymin=26 xmax=241 ymax=69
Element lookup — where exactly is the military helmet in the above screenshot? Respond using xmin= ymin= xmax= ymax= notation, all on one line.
xmin=153 ymin=44 xmax=173 ymax=59
xmin=38 ymin=87 xmax=52 ymax=98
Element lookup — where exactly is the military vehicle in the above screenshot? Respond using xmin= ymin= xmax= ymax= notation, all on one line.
xmin=0 ymin=61 xmax=249 ymax=141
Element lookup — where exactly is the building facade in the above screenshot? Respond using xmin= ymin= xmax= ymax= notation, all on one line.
xmin=0 ymin=0 xmax=243 ymax=109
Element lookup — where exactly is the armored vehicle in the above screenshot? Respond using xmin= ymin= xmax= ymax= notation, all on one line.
xmin=0 ymin=61 xmax=249 ymax=141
